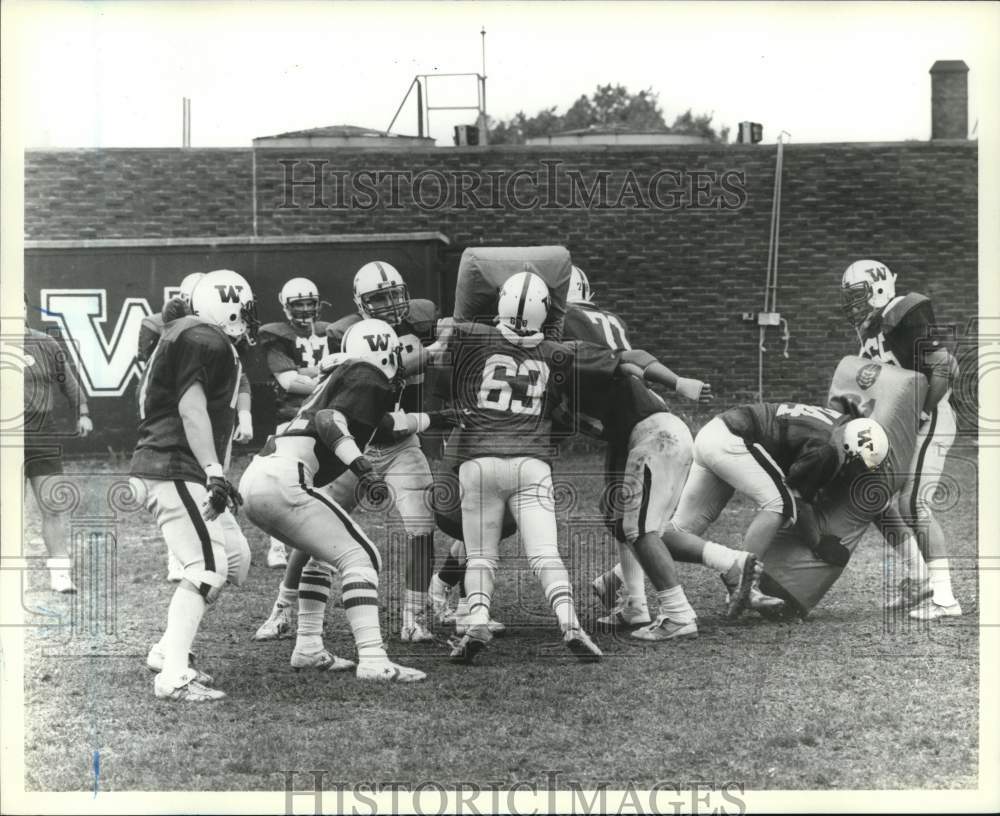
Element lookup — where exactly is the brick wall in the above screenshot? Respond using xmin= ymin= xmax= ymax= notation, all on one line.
xmin=25 ymin=141 xmax=978 ymax=430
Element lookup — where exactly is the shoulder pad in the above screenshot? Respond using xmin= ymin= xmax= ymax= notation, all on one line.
xmin=258 ymin=322 xmax=297 ymax=343
xmin=407 ymin=299 xmax=438 ymax=324
xmin=142 ymin=312 xmax=164 ymax=330
xmin=881 ymin=292 xmax=931 ymax=333
xmin=326 ymin=314 xmax=362 ymax=347
xmin=312 ymin=320 xmax=330 ymax=336
xmin=173 ymin=318 xmax=229 ymax=352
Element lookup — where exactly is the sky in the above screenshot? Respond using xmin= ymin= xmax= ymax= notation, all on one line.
xmin=4 ymin=0 xmax=998 ymax=148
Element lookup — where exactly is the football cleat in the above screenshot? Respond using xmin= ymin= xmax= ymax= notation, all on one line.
xmin=909 ymin=599 xmax=963 ymax=621
xmin=399 ymin=621 xmax=435 ymax=643
xmin=721 ymin=552 xmax=759 ymax=618
xmin=591 ymin=570 xmax=624 ymax=614
xmin=449 ymin=624 xmax=492 ymax=665
xmin=252 ymin=603 xmax=294 ymax=641
xmin=455 ymin=616 xmax=507 ymax=637
xmin=154 ymin=671 xmax=226 ymax=702
xmin=49 ymin=569 xmax=76 ymax=594
xmin=146 ymin=644 xmax=215 ymax=686
xmin=748 ymin=587 xmax=786 ymax=614
xmin=885 ymin=576 xmax=933 ymax=611
xmin=597 ymin=601 xmax=652 ymax=630
xmin=563 ymin=628 xmax=603 ymax=662
xmin=290 ymin=648 xmax=356 ymax=672
xmin=266 ymin=539 xmax=288 ymax=568
xmin=631 ymin=615 xmax=699 ymax=641
xmin=356 ymin=661 xmax=426 ymax=683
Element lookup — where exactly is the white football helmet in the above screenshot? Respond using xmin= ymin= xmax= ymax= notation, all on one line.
xmin=841 ymin=260 xmax=897 ymax=327
xmin=341 ymin=318 xmax=402 ymax=381
xmin=497 ymin=271 xmax=550 ymax=334
xmin=178 ymin=272 xmax=204 ymax=304
xmin=568 ymin=265 xmax=592 ymax=304
xmin=279 ymin=277 xmax=320 ymax=328
xmin=353 ymin=261 xmax=410 ymax=325
xmin=841 ymin=417 xmax=890 ymax=470
xmin=190 ymin=269 xmax=259 ymax=343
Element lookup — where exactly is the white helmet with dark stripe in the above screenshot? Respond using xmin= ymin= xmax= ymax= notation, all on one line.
xmin=497 ymin=271 xmax=550 ymax=334
xmin=353 ymin=261 xmax=410 ymax=325
xmin=841 ymin=259 xmax=897 ymax=328
xmin=568 ymin=265 xmax=592 ymax=304
xmin=279 ymin=277 xmax=320 ymax=328
xmin=178 ymin=272 xmax=204 ymax=304
xmin=341 ymin=318 xmax=402 ymax=381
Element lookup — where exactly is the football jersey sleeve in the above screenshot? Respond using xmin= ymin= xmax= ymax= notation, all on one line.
xmin=172 ymin=325 xmax=237 ymax=399
xmin=137 ymin=314 xmax=164 ymax=363
xmin=329 ymin=363 xmax=395 ymax=431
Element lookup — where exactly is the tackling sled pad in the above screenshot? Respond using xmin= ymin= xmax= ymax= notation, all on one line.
xmin=453 ymin=246 xmax=573 ymax=340
xmin=759 ymin=357 xmax=927 ymax=616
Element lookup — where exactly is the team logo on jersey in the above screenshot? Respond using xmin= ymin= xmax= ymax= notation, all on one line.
xmin=364 ymin=332 xmax=391 ymax=351
xmin=215 ymin=284 xmax=244 ymax=303
xmin=856 ymin=363 xmax=882 ymax=390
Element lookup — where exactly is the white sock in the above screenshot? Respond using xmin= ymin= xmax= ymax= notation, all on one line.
xmin=618 ymin=544 xmax=645 ymax=600
xmin=927 ymin=558 xmax=956 ymax=606
xmin=896 ymin=534 xmax=928 ymax=583
xmin=296 ymin=562 xmax=331 ymax=652
xmin=656 ymin=585 xmax=696 ymax=623
xmin=544 ymin=580 xmax=581 ymax=632
xmin=403 ymin=589 xmax=428 ymax=627
xmin=702 ymin=541 xmax=740 ymax=574
xmin=276 ymin=583 xmax=297 ymax=609
xmin=160 ymin=587 xmax=205 ymax=682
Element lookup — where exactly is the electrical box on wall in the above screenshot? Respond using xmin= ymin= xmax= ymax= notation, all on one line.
xmin=758 ymin=312 xmax=781 ymax=326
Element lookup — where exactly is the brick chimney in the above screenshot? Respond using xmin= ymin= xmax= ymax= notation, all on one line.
xmin=929 ymin=60 xmax=969 ymax=139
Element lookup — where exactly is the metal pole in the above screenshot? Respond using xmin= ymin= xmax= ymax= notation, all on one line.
xmin=182 ymin=98 xmax=191 ymax=147
xmin=416 ymin=80 xmax=424 ymax=138
xmin=480 ymin=27 xmax=489 ymax=144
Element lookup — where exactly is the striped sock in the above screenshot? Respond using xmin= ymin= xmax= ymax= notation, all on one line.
xmin=543 ymin=579 xmax=580 ymax=632
xmin=342 ymin=573 xmax=387 ymax=662
xmin=464 ymin=557 xmax=495 ymax=626
xmin=296 ymin=560 xmax=332 ymax=653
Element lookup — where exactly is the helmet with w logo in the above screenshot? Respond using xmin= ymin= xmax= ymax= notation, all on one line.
xmin=341 ymin=318 xmax=402 ymax=381
xmin=191 ymin=269 xmax=260 ymax=343
xmin=498 ymin=270 xmax=550 ymax=334
xmin=841 ymin=259 xmax=897 ymax=328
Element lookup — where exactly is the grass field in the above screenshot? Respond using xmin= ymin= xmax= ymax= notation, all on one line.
xmin=20 ymin=443 xmax=980 ymax=792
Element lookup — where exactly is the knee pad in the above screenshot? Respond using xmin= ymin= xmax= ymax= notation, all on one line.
xmin=182 ymin=567 xmax=227 ymax=604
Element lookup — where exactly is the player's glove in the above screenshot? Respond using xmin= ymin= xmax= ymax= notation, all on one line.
xmin=204 ymin=463 xmax=243 ymax=519
xmin=350 ymin=456 xmax=390 ymax=508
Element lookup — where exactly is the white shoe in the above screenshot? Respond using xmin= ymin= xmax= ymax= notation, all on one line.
xmin=290 ymin=648 xmax=356 ymax=672
xmin=154 ymin=670 xmax=226 ymax=702
xmin=429 ymin=575 xmax=456 ymax=623
xmin=266 ymin=540 xmax=288 ymax=568
xmin=166 ymin=552 xmax=184 ymax=583
xmin=455 ymin=615 xmax=506 ymax=637
xmin=146 ymin=644 xmax=215 ymax=686
xmin=252 ymin=603 xmax=294 ymax=641
xmin=356 ymin=661 xmax=426 ymax=683
xmin=909 ymin=599 xmax=963 ymax=621
xmin=563 ymin=628 xmax=603 ymax=662
xmin=400 ymin=620 xmax=435 ymax=643
xmin=597 ymin=601 xmax=651 ymax=629
xmin=632 ymin=615 xmax=699 ymax=641
xmin=49 ymin=569 xmax=76 ymax=594
xmin=449 ymin=623 xmax=492 ymax=664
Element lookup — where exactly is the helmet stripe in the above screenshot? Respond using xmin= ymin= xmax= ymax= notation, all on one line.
xmin=375 ymin=262 xmax=388 ymax=283
xmin=516 ymin=272 xmax=532 ymax=326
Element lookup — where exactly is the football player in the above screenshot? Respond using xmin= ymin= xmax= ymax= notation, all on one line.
xmin=841 ymin=260 xmax=961 ymax=620
xmin=22 ymin=299 xmax=93 ymax=593
xmin=559 ymin=264 xmax=716 ymax=629
xmin=443 ymin=271 xmax=605 ymax=665
xmin=257 ymin=277 xmax=331 ymax=568
xmin=129 ymin=269 xmax=256 ymax=702
xmin=658 ymin=402 xmax=889 ymax=626
xmin=138 ymin=272 xmax=255 ymax=583
xmin=239 ymin=319 xmax=428 ymax=682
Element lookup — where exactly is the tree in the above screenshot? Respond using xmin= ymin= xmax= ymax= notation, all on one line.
xmin=487 ymin=84 xmax=728 ymax=144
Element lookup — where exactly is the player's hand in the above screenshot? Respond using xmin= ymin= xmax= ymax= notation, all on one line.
xmin=675 ymin=377 xmax=710 ymax=403
xmin=203 ymin=464 xmax=243 ymax=519
xmin=698 ymin=383 xmax=713 ymax=404
xmin=350 ymin=457 xmax=390 ymax=508
xmin=77 ymin=415 xmax=93 ymax=437
xmin=233 ymin=410 xmax=253 ymax=444
xmin=918 ymin=410 xmax=933 ymax=434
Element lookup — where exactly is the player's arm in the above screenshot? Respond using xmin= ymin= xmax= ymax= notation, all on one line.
xmin=616 ymin=349 xmax=713 ymax=403
xmin=376 ymin=409 xmax=461 ymax=442
xmin=270 ymin=352 xmax=319 ymax=395
xmin=51 ymin=338 xmax=92 ymax=436
xmin=786 ymin=444 xmax=841 ymax=504
xmin=178 ymin=382 xmax=220 ymax=470
xmin=136 ymin=319 xmax=160 ymax=363
xmin=921 ymin=347 xmax=957 ymax=417
xmin=234 ymin=372 xmax=254 ymax=442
